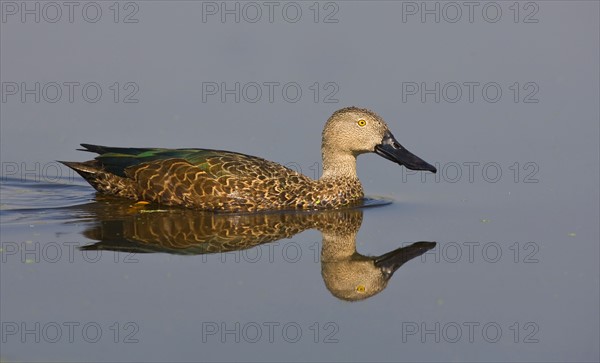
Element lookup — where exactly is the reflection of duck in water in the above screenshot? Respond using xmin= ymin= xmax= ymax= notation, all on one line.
xmin=78 ymin=200 xmax=434 ymax=301
xmin=61 ymin=107 xmax=436 ymax=212
xmin=319 ymin=212 xmax=435 ymax=301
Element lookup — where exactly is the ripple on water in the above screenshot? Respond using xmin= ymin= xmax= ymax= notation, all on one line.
xmin=0 ymin=177 xmax=94 ymax=224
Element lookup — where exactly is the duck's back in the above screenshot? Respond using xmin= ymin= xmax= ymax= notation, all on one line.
xmin=62 ymin=144 xmax=315 ymax=212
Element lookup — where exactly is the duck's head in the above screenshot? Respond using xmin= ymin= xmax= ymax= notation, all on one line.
xmin=323 ymin=107 xmax=436 ymax=173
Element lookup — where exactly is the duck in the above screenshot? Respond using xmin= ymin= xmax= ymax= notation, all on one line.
xmin=61 ymin=107 xmax=436 ymax=212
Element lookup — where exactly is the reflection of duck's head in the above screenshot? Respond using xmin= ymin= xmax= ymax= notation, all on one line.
xmin=321 ymin=242 xmax=436 ymax=301
xmin=318 ymin=214 xmax=435 ymax=301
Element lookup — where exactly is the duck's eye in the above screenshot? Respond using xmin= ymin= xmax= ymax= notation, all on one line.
xmin=357 ymin=119 xmax=367 ymax=127
xmin=356 ymin=285 xmax=366 ymax=293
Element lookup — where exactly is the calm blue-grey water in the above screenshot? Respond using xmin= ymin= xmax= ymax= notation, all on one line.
xmin=1 ymin=1 xmax=599 ymax=362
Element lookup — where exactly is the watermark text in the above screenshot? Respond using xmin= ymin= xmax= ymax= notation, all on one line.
xmin=401 ymin=2 xmax=540 ymax=24
xmin=402 ymin=321 xmax=539 ymax=343
xmin=2 ymin=81 xmax=140 ymax=103
xmin=2 ymin=321 xmax=140 ymax=343
xmin=201 ymin=81 xmax=339 ymax=103
xmin=201 ymin=321 xmax=339 ymax=343
xmin=1 ymin=1 xmax=140 ymax=23
xmin=201 ymin=1 xmax=339 ymax=23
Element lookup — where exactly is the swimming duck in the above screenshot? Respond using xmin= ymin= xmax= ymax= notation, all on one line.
xmin=61 ymin=107 xmax=436 ymax=212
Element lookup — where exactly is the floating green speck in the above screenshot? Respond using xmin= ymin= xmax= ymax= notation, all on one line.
xmin=568 ymin=232 xmax=576 ymax=237
xmin=480 ymin=219 xmax=491 ymax=223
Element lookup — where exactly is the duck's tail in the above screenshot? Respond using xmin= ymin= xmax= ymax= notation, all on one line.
xmin=59 ymin=160 xmax=138 ymax=199
xmin=59 ymin=160 xmax=100 ymax=178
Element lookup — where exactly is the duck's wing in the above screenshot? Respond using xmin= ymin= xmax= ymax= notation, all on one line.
xmin=68 ymin=144 xmax=311 ymax=210
xmin=78 ymin=143 xmax=274 ymax=178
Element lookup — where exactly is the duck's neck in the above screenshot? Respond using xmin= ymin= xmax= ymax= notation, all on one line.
xmin=320 ymin=147 xmax=358 ymax=180
xmin=312 ymin=146 xmax=364 ymax=207
xmin=318 ymin=211 xmax=362 ymax=261
xmin=320 ymin=230 xmax=358 ymax=262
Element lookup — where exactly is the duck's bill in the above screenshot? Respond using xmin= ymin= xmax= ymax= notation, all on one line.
xmin=374 ymin=131 xmax=437 ymax=173
xmin=374 ymin=241 xmax=437 ymax=279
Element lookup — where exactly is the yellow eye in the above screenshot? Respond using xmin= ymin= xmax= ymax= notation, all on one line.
xmin=356 ymin=285 xmax=366 ymax=293
xmin=357 ymin=119 xmax=367 ymax=127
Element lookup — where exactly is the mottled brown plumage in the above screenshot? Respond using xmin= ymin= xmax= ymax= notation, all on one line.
xmin=61 ymin=107 xmax=436 ymax=212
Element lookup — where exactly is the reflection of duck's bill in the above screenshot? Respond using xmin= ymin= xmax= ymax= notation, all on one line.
xmin=374 ymin=241 xmax=437 ymax=279
xmin=374 ymin=131 xmax=437 ymax=173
